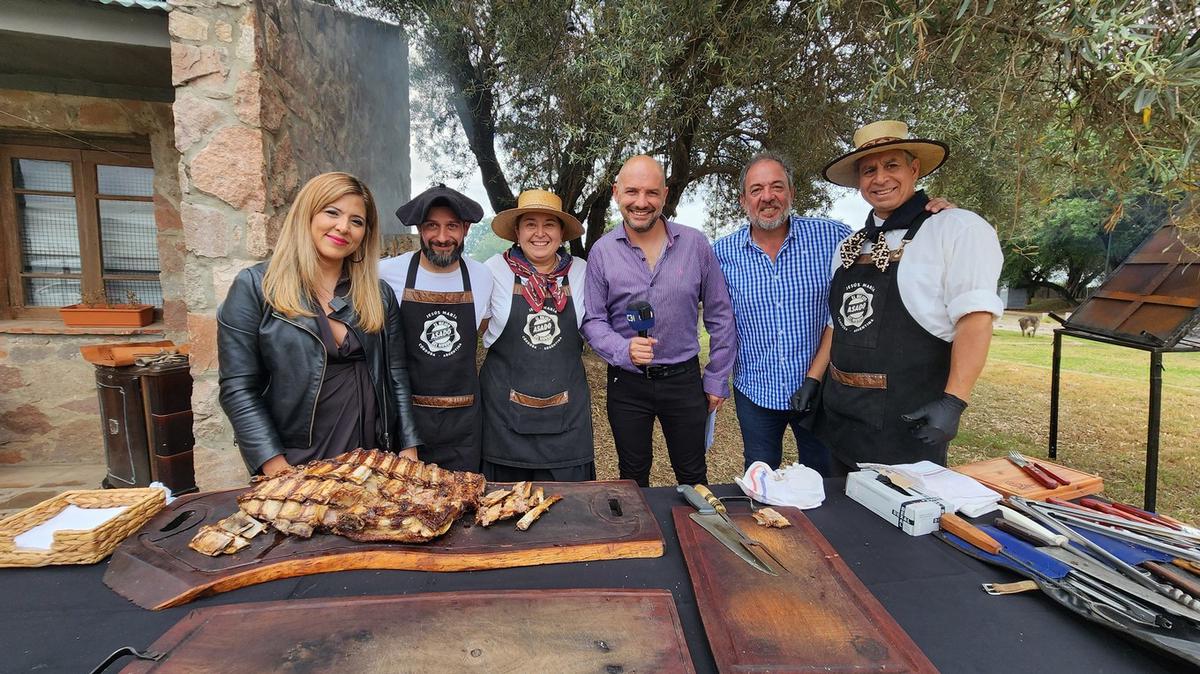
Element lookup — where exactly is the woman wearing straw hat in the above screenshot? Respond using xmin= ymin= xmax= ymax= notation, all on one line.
xmin=478 ymin=190 xmax=595 ymax=482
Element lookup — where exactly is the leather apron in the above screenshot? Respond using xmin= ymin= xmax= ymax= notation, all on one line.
xmin=815 ymin=211 xmax=953 ymax=466
xmin=399 ymin=254 xmax=481 ymax=471
xmin=479 ymin=271 xmax=593 ymax=469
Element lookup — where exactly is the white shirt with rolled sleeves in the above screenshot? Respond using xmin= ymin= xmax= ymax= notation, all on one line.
xmin=828 ymin=208 xmax=1004 ymax=340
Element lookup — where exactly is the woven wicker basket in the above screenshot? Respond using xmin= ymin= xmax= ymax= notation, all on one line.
xmin=0 ymin=488 xmax=165 ymax=567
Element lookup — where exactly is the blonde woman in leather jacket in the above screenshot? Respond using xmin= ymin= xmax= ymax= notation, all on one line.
xmin=217 ymin=172 xmax=421 ymax=476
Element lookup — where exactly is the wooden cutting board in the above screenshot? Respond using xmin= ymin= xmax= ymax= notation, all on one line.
xmin=120 ymin=589 xmax=694 ymax=673
xmin=952 ymin=456 xmax=1103 ymax=500
xmin=674 ymin=506 xmax=937 ymax=673
xmin=105 ymin=480 xmax=662 ymax=610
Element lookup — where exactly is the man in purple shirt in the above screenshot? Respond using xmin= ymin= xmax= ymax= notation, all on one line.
xmin=582 ymin=155 xmax=737 ymax=486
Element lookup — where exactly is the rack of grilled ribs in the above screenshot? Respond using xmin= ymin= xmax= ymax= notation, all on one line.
xmin=189 ymin=449 xmax=487 ymax=556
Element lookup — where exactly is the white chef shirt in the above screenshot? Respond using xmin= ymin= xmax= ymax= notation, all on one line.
xmin=379 ymin=251 xmax=493 ymax=328
xmin=481 ymin=253 xmax=588 ymax=348
xmin=829 ymin=208 xmax=1004 ymax=341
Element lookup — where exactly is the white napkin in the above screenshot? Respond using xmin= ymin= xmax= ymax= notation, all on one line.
xmin=149 ymin=481 xmax=176 ymax=505
xmin=12 ymin=504 xmax=129 ymax=551
xmin=858 ymin=460 xmax=1001 ymax=516
xmin=735 ymin=461 xmax=825 ymax=509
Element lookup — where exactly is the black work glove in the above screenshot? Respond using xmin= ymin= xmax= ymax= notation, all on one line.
xmin=900 ymin=393 xmax=968 ymax=445
xmin=789 ymin=377 xmax=822 ymax=415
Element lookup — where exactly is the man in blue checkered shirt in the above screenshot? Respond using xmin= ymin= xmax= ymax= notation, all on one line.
xmin=715 ymin=152 xmax=955 ymax=475
xmin=714 ymin=152 xmax=850 ymax=475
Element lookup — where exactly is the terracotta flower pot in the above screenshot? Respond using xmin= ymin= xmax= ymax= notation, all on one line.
xmin=59 ymin=304 xmax=155 ymax=328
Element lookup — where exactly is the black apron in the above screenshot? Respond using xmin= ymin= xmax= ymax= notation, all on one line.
xmin=399 ymin=254 xmax=481 ymax=472
xmin=479 ymin=270 xmax=593 ymax=470
xmin=815 ymin=210 xmax=953 ymax=466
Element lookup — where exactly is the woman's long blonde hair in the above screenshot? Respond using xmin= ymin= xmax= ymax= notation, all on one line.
xmin=262 ymin=172 xmax=386 ymax=332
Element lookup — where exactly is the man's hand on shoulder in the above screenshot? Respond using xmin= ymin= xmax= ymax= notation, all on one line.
xmin=925 ymin=197 xmax=956 ymax=213
xmin=629 ymin=336 xmax=656 ymax=366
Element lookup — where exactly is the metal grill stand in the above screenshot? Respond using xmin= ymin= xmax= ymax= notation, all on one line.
xmin=1047 ymin=222 xmax=1200 ymax=511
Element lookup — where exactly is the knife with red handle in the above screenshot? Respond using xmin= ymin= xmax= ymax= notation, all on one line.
xmin=1108 ymin=501 xmax=1182 ymax=530
xmin=1030 ymin=461 xmax=1071 ymax=486
xmin=1007 ymin=456 xmax=1058 ymax=489
xmin=1078 ymin=497 xmax=1156 ymax=523
xmin=1046 ymin=497 xmax=1087 ymax=510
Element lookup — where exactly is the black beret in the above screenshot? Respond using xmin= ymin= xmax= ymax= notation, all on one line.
xmin=395 ymin=183 xmax=484 ymax=226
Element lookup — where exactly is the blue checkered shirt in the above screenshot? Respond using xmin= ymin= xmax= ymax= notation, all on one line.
xmin=713 ymin=214 xmax=852 ymax=410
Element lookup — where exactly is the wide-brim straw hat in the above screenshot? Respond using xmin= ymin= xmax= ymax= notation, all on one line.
xmin=491 ymin=189 xmax=584 ymax=242
xmin=822 ymin=120 xmax=949 ymax=188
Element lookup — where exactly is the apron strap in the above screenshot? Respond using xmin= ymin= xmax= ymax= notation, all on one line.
xmin=404 ymin=252 xmax=421 ymax=289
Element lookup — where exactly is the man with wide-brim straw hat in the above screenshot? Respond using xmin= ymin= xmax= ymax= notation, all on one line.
xmin=799 ymin=119 xmax=1004 ymax=474
xmin=821 ymin=120 xmax=948 ymax=188
xmin=477 ymin=189 xmax=595 ymax=482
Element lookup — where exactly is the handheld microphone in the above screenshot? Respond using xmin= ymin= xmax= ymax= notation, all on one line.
xmin=625 ymin=301 xmax=655 ymax=338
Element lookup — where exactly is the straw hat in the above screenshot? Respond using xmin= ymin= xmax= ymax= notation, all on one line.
xmin=822 ymin=120 xmax=949 ymax=188
xmin=491 ymin=189 xmax=584 ymax=242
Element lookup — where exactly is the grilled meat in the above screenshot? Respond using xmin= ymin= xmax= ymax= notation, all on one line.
xmin=475 ymin=481 xmax=561 ymax=529
xmin=516 ymin=494 xmax=561 ymax=531
xmin=751 ymin=507 xmax=791 ymax=528
xmin=189 ymin=449 xmax=486 ymax=555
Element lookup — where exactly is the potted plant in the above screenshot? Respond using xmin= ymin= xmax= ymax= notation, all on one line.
xmin=59 ymin=290 xmax=155 ymax=328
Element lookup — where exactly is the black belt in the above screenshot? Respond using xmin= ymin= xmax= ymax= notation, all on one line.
xmin=613 ymin=356 xmax=699 ymax=380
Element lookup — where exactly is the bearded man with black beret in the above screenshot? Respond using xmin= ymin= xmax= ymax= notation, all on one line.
xmin=380 ymin=184 xmax=493 ymax=472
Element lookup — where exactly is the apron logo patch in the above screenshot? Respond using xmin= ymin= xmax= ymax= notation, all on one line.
xmin=523 ymin=309 xmax=562 ymax=349
xmin=419 ymin=311 xmax=463 ymax=357
xmin=839 ymin=284 xmax=876 ymax=331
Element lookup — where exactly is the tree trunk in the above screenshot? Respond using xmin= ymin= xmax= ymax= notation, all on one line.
xmin=434 ymin=28 xmax=515 ymax=213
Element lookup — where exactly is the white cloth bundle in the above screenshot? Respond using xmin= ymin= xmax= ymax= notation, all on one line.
xmin=735 ymin=461 xmax=825 ymax=509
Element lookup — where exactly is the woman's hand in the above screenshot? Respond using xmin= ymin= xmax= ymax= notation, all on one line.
xmin=260 ymin=454 xmax=291 ymax=477
xmin=398 ymin=447 xmax=419 ymax=461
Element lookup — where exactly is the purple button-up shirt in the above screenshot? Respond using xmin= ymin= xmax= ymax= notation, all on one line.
xmin=581 ymin=218 xmax=737 ymax=398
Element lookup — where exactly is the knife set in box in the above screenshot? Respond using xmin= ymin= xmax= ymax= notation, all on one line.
xmin=845 ymin=470 xmax=945 ymax=536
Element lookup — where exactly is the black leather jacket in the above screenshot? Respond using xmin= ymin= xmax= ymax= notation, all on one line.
xmin=217 ymin=262 xmax=422 ymax=474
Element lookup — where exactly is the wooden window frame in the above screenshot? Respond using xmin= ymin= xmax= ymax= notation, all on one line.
xmin=0 ymin=136 xmax=156 ymax=320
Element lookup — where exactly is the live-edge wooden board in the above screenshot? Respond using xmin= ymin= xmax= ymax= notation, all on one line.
xmin=120 ymin=589 xmax=695 ymax=674
xmin=105 ymin=480 xmax=663 ymax=610
xmin=674 ymin=505 xmax=937 ymax=673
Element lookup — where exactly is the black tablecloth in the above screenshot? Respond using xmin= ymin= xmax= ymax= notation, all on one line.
xmin=1 ymin=480 xmax=1183 ymax=672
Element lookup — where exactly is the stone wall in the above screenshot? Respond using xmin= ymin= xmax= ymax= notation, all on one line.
xmin=260 ymin=0 xmax=411 ymax=233
xmin=173 ymin=0 xmax=411 ymax=489
xmin=0 ymin=90 xmax=183 ymax=465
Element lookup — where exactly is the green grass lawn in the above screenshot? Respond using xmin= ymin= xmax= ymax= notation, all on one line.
xmin=987 ymin=330 xmax=1200 ymax=389
xmin=954 ymin=328 xmax=1200 ymax=519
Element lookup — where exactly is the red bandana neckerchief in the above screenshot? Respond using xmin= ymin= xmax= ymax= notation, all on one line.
xmin=503 ymin=248 xmax=572 ymax=312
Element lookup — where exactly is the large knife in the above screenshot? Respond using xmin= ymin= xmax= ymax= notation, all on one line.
xmin=678 ymin=485 xmax=781 ymax=576
xmin=693 ymin=485 xmax=788 ymax=573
